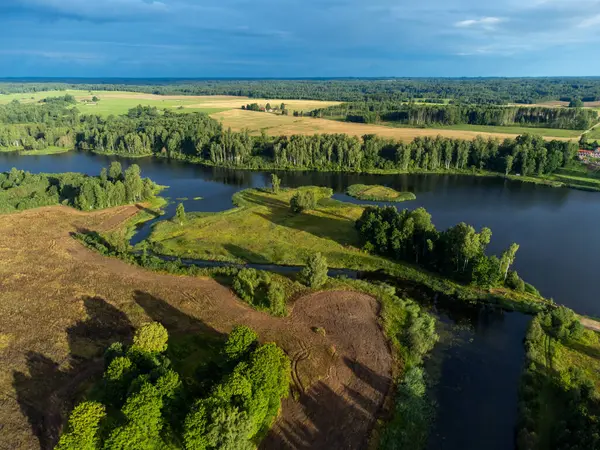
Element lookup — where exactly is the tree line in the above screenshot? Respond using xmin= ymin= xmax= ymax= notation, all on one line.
xmin=356 ymin=205 xmax=528 ymax=290
xmin=56 ymin=323 xmax=290 ymax=450
xmin=310 ymin=102 xmax=598 ymax=130
xmin=0 ymin=162 xmax=156 ymax=213
xmin=4 ymin=78 xmax=600 ymax=103
xmin=0 ymin=101 xmax=579 ymax=178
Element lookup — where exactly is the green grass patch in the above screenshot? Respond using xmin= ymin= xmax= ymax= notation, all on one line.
xmin=347 ymin=184 xmax=416 ymax=202
xmin=0 ymin=146 xmax=72 ymax=155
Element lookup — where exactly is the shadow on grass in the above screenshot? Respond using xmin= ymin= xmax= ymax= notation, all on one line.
xmin=564 ymin=339 xmax=600 ymax=361
xmin=12 ymin=296 xmax=132 ymax=450
xmin=223 ymin=243 xmax=273 ymax=264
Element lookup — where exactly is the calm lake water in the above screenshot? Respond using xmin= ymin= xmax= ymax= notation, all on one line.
xmin=1 ymin=150 xmax=595 ymax=450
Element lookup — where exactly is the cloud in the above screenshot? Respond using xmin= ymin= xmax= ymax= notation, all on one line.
xmin=455 ymin=17 xmax=505 ymax=29
xmin=578 ymin=14 xmax=600 ymax=27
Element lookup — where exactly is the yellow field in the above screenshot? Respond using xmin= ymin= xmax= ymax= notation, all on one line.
xmin=211 ymin=109 xmax=575 ymax=142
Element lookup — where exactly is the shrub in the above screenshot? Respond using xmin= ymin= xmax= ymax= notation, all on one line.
xmin=506 ymin=270 xmax=526 ymax=292
xmin=223 ymin=325 xmax=258 ymax=361
xmin=132 ymin=322 xmax=168 ymax=354
xmin=232 ymin=268 xmax=262 ymax=303
xmin=290 ymin=190 xmax=316 ymax=213
xmin=300 ymin=252 xmax=328 ymax=288
xmin=267 ymin=281 xmax=287 ymax=316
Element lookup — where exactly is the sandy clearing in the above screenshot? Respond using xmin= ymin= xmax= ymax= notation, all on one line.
xmin=0 ymin=205 xmax=391 ymax=450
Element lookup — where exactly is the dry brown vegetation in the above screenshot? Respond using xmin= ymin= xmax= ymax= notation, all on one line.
xmin=211 ymin=109 xmax=574 ymax=142
xmin=0 ymin=205 xmax=391 ymax=450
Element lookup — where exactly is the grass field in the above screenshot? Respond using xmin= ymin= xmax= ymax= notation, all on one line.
xmin=432 ymin=123 xmax=583 ymax=139
xmin=0 ymin=146 xmax=71 ymax=156
xmin=0 ymin=89 xmax=340 ymax=118
xmin=346 ymin=184 xmax=416 ymax=202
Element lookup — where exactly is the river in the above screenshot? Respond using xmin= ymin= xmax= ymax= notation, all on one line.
xmin=0 ymin=150 xmax=595 ymax=450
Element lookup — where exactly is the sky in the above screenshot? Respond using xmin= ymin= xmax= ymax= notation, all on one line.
xmin=1 ymin=0 xmax=600 ymax=78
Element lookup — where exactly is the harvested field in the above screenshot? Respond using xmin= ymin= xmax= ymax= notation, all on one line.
xmin=211 ymin=109 xmax=576 ymax=142
xmin=0 ymin=205 xmax=391 ymax=450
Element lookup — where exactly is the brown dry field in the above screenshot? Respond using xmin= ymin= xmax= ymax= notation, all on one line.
xmin=0 ymin=205 xmax=391 ymax=450
xmin=531 ymin=100 xmax=600 ymax=108
xmin=211 ymin=109 xmax=574 ymax=142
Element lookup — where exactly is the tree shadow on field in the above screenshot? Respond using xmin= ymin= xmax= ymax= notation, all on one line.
xmin=13 ymin=296 xmax=133 ymax=450
xmin=343 ymin=356 xmax=392 ymax=399
xmin=260 ymin=381 xmax=376 ymax=450
xmin=133 ymin=290 xmax=223 ymax=339
xmin=223 ymin=243 xmax=273 ymax=264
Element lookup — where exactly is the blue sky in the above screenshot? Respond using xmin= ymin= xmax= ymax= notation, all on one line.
xmin=1 ymin=0 xmax=599 ymax=77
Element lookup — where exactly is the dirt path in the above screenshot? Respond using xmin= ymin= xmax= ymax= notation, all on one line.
xmin=580 ymin=317 xmax=600 ymax=332
xmin=0 ymin=205 xmax=392 ymax=450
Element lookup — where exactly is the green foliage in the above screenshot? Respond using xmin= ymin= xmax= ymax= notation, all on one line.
xmin=346 ymin=184 xmax=416 ymax=202
xmin=518 ymin=309 xmax=600 ymax=450
xmin=356 ymin=205 xmax=527 ymax=289
xmin=223 ymin=326 xmax=258 ymax=361
xmin=175 ymin=202 xmax=186 ymax=225
xmin=290 ymin=190 xmax=316 ymax=213
xmin=232 ymin=269 xmax=288 ymax=316
xmin=315 ymin=101 xmax=598 ymax=130
xmin=55 ymin=402 xmax=106 ymax=450
xmin=109 ymin=162 xmax=122 ymax=181
xmin=300 ymin=252 xmax=328 ymax=288
xmin=0 ymin=164 xmax=157 ymax=214
xmin=132 ymin=322 xmax=169 ymax=354
xmin=270 ymin=173 xmax=281 ymax=194
xmin=506 ymin=270 xmax=526 ymax=292
xmin=58 ymin=323 xmax=290 ymax=450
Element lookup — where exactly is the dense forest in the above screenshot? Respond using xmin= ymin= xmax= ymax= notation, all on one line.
xmin=356 ymin=206 xmax=527 ymax=290
xmin=309 ymin=102 xmax=598 ymax=130
xmin=56 ymin=323 xmax=290 ymax=450
xmin=0 ymin=162 xmax=156 ymax=213
xmin=3 ymin=77 xmax=600 ymax=103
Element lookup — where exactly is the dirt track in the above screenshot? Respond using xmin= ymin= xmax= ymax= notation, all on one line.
xmin=0 ymin=205 xmax=392 ymax=450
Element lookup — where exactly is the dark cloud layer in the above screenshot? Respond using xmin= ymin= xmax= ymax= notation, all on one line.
xmin=0 ymin=0 xmax=599 ymax=77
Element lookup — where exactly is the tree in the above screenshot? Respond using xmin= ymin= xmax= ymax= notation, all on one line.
xmin=504 ymin=155 xmax=514 ymax=176
xmin=265 ymin=103 xmax=272 ymax=111
xmin=124 ymin=164 xmax=143 ymax=202
xmin=109 ymin=161 xmax=122 ymax=181
xmin=175 ymin=202 xmax=186 ymax=225
xmin=569 ymin=99 xmax=584 ymax=108
xmin=92 ymin=96 xmax=99 ymax=102
xmin=300 ymin=252 xmax=328 ymax=288
xmin=280 ymin=102 xmax=286 ymax=111
xmin=131 ymin=322 xmax=168 ymax=354
xmin=271 ymin=173 xmax=281 ymax=194
xmin=290 ymin=190 xmax=316 ymax=213
xmin=500 ymin=243 xmax=520 ymax=281
xmin=223 ymin=325 xmax=258 ymax=361
xmin=55 ymin=402 xmax=106 ymax=450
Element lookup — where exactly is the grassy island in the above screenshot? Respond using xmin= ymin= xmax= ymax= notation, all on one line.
xmin=146 ymin=186 xmax=550 ymax=313
xmin=347 ymin=184 xmax=416 ymax=202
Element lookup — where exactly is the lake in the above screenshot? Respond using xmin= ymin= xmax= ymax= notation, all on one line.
xmin=0 ymin=150 xmax=594 ymax=450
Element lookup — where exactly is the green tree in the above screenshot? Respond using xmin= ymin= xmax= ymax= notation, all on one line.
xmin=109 ymin=161 xmax=122 ymax=181
xmin=124 ymin=164 xmax=143 ymax=202
xmin=55 ymin=402 xmax=106 ymax=450
xmin=500 ymin=243 xmax=520 ymax=281
xmin=131 ymin=322 xmax=168 ymax=354
xmin=300 ymin=252 xmax=328 ymax=288
xmin=290 ymin=190 xmax=316 ymax=213
xmin=223 ymin=325 xmax=258 ymax=361
xmin=271 ymin=173 xmax=281 ymax=194
xmin=175 ymin=202 xmax=186 ymax=225
xmin=569 ymin=99 xmax=584 ymax=108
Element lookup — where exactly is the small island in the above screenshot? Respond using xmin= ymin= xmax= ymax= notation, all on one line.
xmin=347 ymin=184 xmax=416 ymax=202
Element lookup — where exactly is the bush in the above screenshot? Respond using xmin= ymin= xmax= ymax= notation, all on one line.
xmin=232 ymin=268 xmax=262 ymax=303
xmin=223 ymin=325 xmax=258 ymax=361
xmin=267 ymin=282 xmax=287 ymax=316
xmin=132 ymin=322 xmax=168 ymax=354
xmin=300 ymin=252 xmax=328 ymax=288
xmin=506 ymin=270 xmax=526 ymax=292
xmin=524 ymin=283 xmax=541 ymax=297
xmin=290 ymin=190 xmax=316 ymax=213
xmin=55 ymin=402 xmax=106 ymax=450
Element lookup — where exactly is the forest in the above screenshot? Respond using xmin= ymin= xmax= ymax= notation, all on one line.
xmin=356 ymin=205 xmax=527 ymax=291
xmin=0 ymin=100 xmax=578 ymax=178
xmin=3 ymin=77 xmax=600 ymax=103
xmin=56 ymin=323 xmax=291 ymax=450
xmin=309 ymin=102 xmax=598 ymax=130
xmin=0 ymin=162 xmax=156 ymax=213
